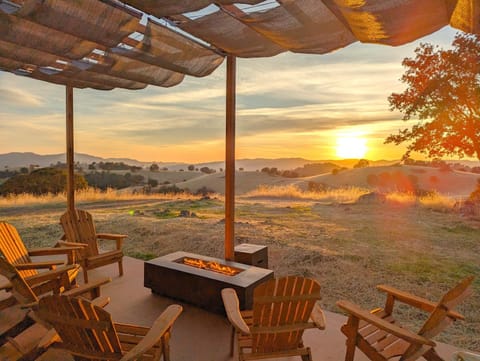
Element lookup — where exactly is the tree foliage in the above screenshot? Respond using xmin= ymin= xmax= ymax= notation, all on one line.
xmin=0 ymin=168 xmax=87 ymax=195
xmin=199 ymin=167 xmax=215 ymax=174
xmin=353 ymin=159 xmax=370 ymax=168
xmin=386 ymin=32 xmax=480 ymax=160
xmin=84 ymin=172 xmax=144 ymax=190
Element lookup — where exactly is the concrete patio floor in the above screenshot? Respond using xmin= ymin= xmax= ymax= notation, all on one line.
xmin=7 ymin=256 xmax=462 ymax=361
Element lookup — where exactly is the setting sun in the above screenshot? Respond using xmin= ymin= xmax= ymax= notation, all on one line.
xmin=336 ymin=136 xmax=367 ymax=159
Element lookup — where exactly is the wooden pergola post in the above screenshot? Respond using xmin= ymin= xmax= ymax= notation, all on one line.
xmin=225 ymin=55 xmax=236 ymax=261
xmin=66 ymin=85 xmax=75 ymax=213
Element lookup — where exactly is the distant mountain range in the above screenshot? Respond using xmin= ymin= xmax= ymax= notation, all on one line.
xmin=0 ymin=152 xmax=401 ymax=171
xmin=0 ymin=152 xmax=174 ymax=169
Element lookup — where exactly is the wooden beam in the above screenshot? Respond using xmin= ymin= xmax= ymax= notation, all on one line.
xmin=66 ymin=85 xmax=75 ymax=213
xmin=225 ymin=55 xmax=236 ymax=261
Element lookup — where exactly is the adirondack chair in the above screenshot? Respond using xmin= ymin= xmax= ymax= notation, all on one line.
xmin=0 ymin=222 xmax=80 ymax=300
xmin=221 ymin=276 xmax=326 ymax=361
xmin=60 ymin=209 xmax=126 ymax=282
xmin=336 ymin=276 xmax=474 ymax=361
xmin=35 ymin=295 xmax=182 ymax=361
xmin=0 ymin=256 xmax=110 ymax=360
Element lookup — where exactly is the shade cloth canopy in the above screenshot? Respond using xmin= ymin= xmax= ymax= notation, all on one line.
xmin=0 ymin=0 xmax=479 ymax=90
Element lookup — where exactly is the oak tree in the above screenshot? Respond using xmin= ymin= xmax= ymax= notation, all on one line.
xmin=386 ymin=32 xmax=480 ymax=160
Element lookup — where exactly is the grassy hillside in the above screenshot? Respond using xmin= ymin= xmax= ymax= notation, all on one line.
xmin=309 ymin=165 xmax=479 ymax=197
xmin=165 ymin=165 xmax=480 ymax=197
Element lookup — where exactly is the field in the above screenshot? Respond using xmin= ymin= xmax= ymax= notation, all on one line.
xmin=1 ymin=186 xmax=479 ymax=352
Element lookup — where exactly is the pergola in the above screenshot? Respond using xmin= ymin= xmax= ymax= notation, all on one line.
xmin=1 ymin=0 xmax=478 ymax=261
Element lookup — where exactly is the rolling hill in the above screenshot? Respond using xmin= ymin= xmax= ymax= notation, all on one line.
xmin=0 ymin=152 xmax=396 ymax=172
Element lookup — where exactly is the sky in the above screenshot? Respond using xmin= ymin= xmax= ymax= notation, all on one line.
xmin=0 ymin=26 xmax=459 ymax=163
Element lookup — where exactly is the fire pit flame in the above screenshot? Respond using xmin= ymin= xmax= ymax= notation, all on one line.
xmin=182 ymin=257 xmax=241 ymax=276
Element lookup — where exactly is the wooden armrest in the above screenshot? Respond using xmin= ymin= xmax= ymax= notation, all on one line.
xmin=377 ymin=285 xmax=465 ymax=320
xmin=336 ymin=300 xmax=435 ymax=347
xmin=15 ymin=261 xmax=65 ymax=270
xmin=28 ymin=247 xmax=80 ymax=256
xmin=24 ymin=265 xmax=78 ymax=287
xmin=56 ymin=241 xmax=88 ymax=248
xmin=310 ymin=303 xmax=326 ymax=330
xmin=62 ymin=277 xmax=111 ymax=298
xmin=118 ymin=304 xmax=183 ymax=361
xmin=91 ymin=296 xmax=110 ymax=308
xmin=96 ymin=233 xmax=127 ymax=240
xmin=56 ymin=241 xmax=88 ymax=260
xmin=97 ymin=233 xmax=126 ymax=250
xmin=221 ymin=288 xmax=250 ymax=335
xmin=29 ymin=246 xmax=81 ymax=264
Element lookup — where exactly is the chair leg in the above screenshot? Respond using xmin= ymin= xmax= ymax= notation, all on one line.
xmin=230 ymin=326 xmax=235 ymax=356
xmin=343 ymin=318 xmax=359 ymax=361
xmin=162 ymin=332 xmax=171 ymax=361
xmin=83 ymin=268 xmax=89 ymax=283
xmin=344 ymin=337 xmax=357 ymax=361
xmin=301 ymin=347 xmax=313 ymax=361
xmin=118 ymin=259 xmax=124 ymax=277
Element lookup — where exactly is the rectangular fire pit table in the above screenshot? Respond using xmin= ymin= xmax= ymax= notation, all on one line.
xmin=144 ymin=251 xmax=274 ymax=314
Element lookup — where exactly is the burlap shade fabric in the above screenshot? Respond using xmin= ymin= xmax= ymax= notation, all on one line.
xmin=0 ymin=0 xmax=478 ymax=90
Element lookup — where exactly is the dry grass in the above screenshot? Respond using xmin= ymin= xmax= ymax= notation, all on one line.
xmin=246 ymin=184 xmax=458 ymax=211
xmin=0 ymin=191 xmax=479 ymax=352
xmin=0 ymin=187 xmax=200 ymax=208
xmin=245 ymin=184 xmax=370 ymax=203
xmin=386 ymin=191 xmax=456 ymax=211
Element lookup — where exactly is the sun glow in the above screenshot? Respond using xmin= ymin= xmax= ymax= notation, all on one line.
xmin=336 ymin=136 xmax=367 ymax=159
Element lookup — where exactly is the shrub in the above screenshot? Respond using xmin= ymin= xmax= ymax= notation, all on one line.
xmin=148 ymin=178 xmax=158 ymax=187
xmin=157 ymin=184 xmax=186 ymax=195
xmin=260 ymin=167 xmax=279 ymax=176
xmin=97 ymin=161 xmax=131 ymax=171
xmin=353 ymin=159 xmax=369 ymax=168
xmin=0 ymin=169 xmax=18 ymax=178
xmin=85 ymin=172 xmax=144 ymax=190
xmin=468 ymin=179 xmax=480 ymax=202
xmin=0 ymin=167 xmax=87 ymax=195
xmin=200 ymin=167 xmax=215 ymax=174
xmin=281 ymin=170 xmax=299 ymax=178
xmin=195 ymin=186 xmax=216 ymax=196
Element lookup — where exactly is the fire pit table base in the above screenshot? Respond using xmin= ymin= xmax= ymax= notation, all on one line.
xmin=144 ymin=251 xmax=274 ymax=314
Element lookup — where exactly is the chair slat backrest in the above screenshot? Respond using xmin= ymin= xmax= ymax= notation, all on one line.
xmin=0 ymin=222 xmax=37 ymax=278
xmin=37 ymin=295 xmax=123 ymax=360
xmin=251 ymin=276 xmax=321 ymax=354
xmin=419 ymin=276 xmax=474 ymax=338
xmin=60 ymin=209 xmax=99 ymax=257
xmin=402 ymin=276 xmax=474 ymax=361
xmin=0 ymin=256 xmax=38 ymax=305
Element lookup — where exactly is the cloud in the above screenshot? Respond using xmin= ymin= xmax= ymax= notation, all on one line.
xmin=0 ymin=27 xmax=459 ymax=162
xmin=0 ymin=88 xmax=44 ymax=107
xmin=0 ymin=113 xmax=65 ymax=154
